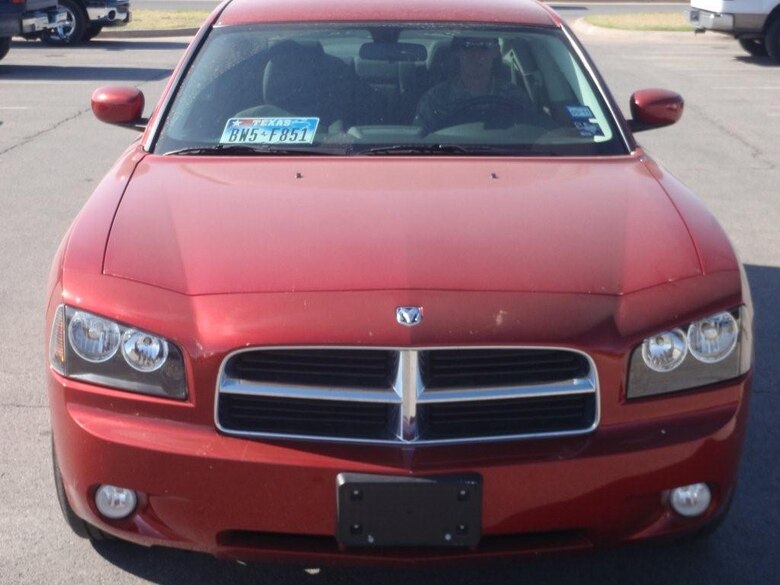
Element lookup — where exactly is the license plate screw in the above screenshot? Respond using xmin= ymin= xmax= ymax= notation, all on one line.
xmin=367 ymin=534 xmax=375 ymax=544
xmin=444 ymin=532 xmax=453 ymax=542
xmin=456 ymin=524 xmax=468 ymax=535
xmin=350 ymin=489 xmax=363 ymax=501
xmin=457 ymin=489 xmax=469 ymax=501
xmin=350 ymin=524 xmax=362 ymax=535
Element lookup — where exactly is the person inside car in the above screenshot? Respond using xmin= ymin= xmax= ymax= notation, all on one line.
xmin=414 ymin=36 xmax=532 ymax=133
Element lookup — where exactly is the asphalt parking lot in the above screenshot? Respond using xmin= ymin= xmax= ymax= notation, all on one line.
xmin=1 ymin=16 xmax=779 ymax=585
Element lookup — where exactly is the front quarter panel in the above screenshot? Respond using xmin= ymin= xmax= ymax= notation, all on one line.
xmin=60 ymin=142 xmax=146 ymax=277
xmin=642 ymin=156 xmax=740 ymax=276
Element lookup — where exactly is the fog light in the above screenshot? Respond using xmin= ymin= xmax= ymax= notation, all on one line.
xmin=670 ymin=483 xmax=711 ymax=517
xmin=95 ymin=485 xmax=137 ymax=519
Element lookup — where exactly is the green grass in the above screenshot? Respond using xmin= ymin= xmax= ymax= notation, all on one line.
xmin=584 ymin=12 xmax=694 ymax=32
xmin=124 ymin=9 xmax=211 ymax=31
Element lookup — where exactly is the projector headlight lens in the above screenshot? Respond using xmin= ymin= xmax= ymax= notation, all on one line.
xmin=68 ymin=311 xmax=121 ymax=363
xmin=687 ymin=312 xmax=738 ymax=364
xmin=641 ymin=329 xmax=687 ymax=372
xmin=122 ymin=329 xmax=169 ymax=372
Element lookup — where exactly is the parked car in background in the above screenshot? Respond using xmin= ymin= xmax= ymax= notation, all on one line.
xmin=34 ymin=0 xmax=130 ymax=44
xmin=48 ymin=0 xmax=754 ymax=564
xmin=690 ymin=0 xmax=780 ymax=61
xmin=0 ymin=0 xmax=64 ymax=60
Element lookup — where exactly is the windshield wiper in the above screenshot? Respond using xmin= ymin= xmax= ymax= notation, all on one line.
xmin=355 ymin=144 xmax=490 ymax=154
xmin=356 ymin=144 xmax=522 ymax=156
xmin=162 ymin=144 xmax=343 ymax=156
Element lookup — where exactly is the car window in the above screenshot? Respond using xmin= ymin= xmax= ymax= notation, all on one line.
xmin=155 ymin=23 xmax=627 ymax=156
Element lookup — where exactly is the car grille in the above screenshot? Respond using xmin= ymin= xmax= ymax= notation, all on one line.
xmin=216 ymin=347 xmax=598 ymax=444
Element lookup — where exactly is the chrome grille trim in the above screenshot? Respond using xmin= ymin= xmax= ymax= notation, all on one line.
xmin=219 ymin=381 xmax=401 ymax=403
xmin=215 ymin=346 xmax=600 ymax=445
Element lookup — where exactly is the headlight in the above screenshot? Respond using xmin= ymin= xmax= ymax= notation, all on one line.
xmin=122 ymin=329 xmax=169 ymax=372
xmin=641 ymin=329 xmax=687 ymax=372
xmin=68 ymin=311 xmax=121 ymax=363
xmin=627 ymin=307 xmax=751 ymax=399
xmin=687 ymin=311 xmax=738 ymax=363
xmin=49 ymin=305 xmax=187 ymax=400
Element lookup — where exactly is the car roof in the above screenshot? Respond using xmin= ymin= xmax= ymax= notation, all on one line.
xmin=217 ymin=0 xmax=560 ymax=28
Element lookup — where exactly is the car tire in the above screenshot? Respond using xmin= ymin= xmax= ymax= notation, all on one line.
xmin=41 ymin=0 xmax=88 ymax=45
xmin=738 ymin=38 xmax=767 ymax=57
xmin=83 ymin=24 xmax=104 ymax=42
xmin=52 ymin=438 xmax=111 ymax=541
xmin=766 ymin=18 xmax=780 ymax=63
xmin=0 ymin=37 xmax=10 ymax=61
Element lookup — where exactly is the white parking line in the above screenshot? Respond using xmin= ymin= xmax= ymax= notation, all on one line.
xmin=712 ymin=86 xmax=780 ymax=91
xmin=0 ymin=107 xmax=29 ymax=110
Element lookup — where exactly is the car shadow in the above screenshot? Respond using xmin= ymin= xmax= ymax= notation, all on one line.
xmin=90 ymin=263 xmax=779 ymax=585
xmin=0 ymin=63 xmax=172 ymax=82
xmin=10 ymin=38 xmax=190 ymax=51
xmin=733 ymin=55 xmax=779 ymax=67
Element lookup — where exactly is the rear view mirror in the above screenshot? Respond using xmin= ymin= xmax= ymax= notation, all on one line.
xmin=359 ymin=42 xmax=428 ymax=62
xmin=91 ymin=86 xmax=147 ymax=130
xmin=628 ymin=89 xmax=684 ymax=132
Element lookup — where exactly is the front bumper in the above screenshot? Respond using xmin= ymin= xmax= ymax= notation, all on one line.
xmin=50 ymin=368 xmax=750 ymax=564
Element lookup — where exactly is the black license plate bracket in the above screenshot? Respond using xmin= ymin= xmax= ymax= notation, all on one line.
xmin=336 ymin=472 xmax=482 ymax=547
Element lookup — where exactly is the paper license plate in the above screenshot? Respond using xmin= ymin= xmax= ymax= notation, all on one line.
xmin=336 ymin=473 xmax=482 ymax=547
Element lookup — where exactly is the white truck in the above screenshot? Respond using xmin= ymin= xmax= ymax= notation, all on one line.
xmin=690 ymin=0 xmax=780 ymax=60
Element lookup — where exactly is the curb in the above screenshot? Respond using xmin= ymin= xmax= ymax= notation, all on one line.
xmin=571 ymin=17 xmax=736 ymax=44
xmin=571 ymin=16 xmax=704 ymax=39
xmin=100 ymin=27 xmax=199 ymax=39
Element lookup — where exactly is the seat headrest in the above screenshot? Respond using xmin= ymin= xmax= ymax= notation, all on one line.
xmin=263 ymin=41 xmax=325 ymax=109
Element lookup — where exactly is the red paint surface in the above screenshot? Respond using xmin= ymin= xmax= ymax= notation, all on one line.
xmin=218 ymin=0 xmax=558 ymax=27
xmin=104 ymin=156 xmax=702 ymax=296
xmin=630 ymin=89 xmax=684 ymax=128
xmin=91 ymin=87 xmax=145 ymax=125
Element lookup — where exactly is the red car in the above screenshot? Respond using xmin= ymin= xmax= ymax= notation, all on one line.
xmin=47 ymin=0 xmax=753 ymax=564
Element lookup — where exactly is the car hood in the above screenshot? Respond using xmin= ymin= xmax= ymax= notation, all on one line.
xmin=104 ymin=156 xmax=701 ymax=296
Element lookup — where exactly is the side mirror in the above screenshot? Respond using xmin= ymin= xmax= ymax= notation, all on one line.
xmin=91 ymin=86 xmax=147 ymax=131
xmin=628 ymin=89 xmax=684 ymax=133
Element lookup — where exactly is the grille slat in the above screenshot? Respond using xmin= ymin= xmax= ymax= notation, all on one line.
xmin=228 ymin=349 xmax=398 ymax=389
xmin=420 ymin=349 xmax=589 ymax=390
xmin=219 ymin=394 xmax=395 ymax=440
xmin=218 ymin=348 xmax=597 ymax=444
xmin=423 ymin=395 xmax=595 ymax=439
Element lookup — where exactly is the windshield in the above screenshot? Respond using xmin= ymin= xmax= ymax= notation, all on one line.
xmin=154 ymin=23 xmax=627 ymax=156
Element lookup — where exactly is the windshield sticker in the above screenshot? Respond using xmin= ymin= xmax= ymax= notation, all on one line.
xmin=565 ymin=105 xmax=604 ymax=138
xmin=573 ymin=120 xmax=605 ymax=138
xmin=219 ymin=117 xmax=319 ymax=145
xmin=565 ymin=105 xmax=595 ymax=120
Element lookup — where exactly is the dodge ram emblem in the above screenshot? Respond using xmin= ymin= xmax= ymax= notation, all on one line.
xmin=396 ymin=306 xmax=423 ymax=327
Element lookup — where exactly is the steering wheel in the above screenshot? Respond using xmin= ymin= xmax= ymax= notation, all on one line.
xmin=434 ymin=95 xmax=526 ymax=132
